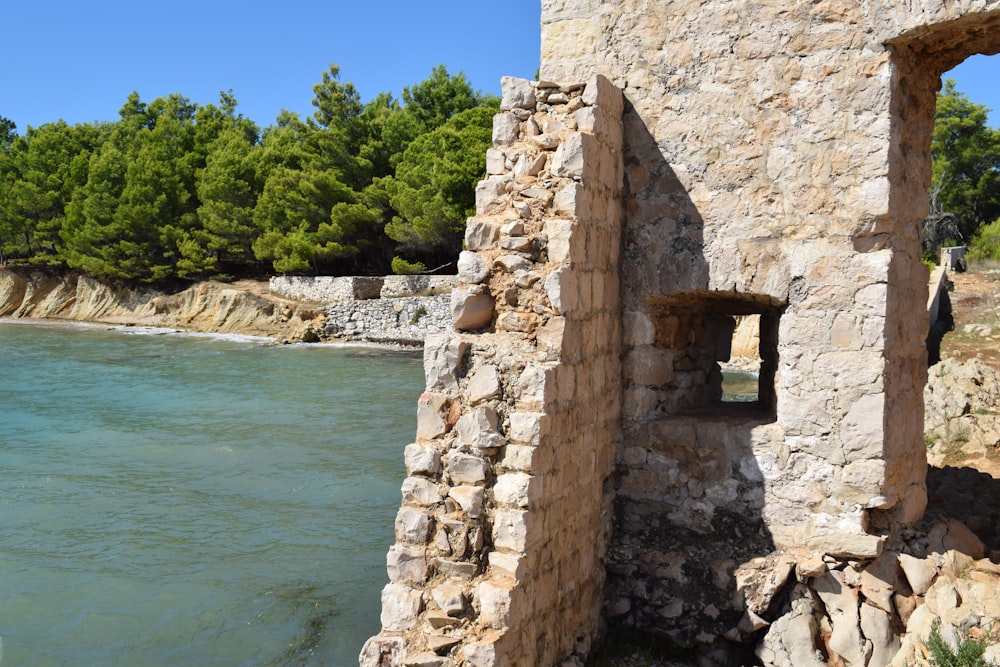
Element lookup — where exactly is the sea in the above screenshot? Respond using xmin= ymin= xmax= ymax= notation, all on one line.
xmin=0 ymin=321 xmax=424 ymax=666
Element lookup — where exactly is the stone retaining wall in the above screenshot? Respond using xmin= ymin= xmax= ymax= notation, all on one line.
xmin=322 ymin=295 xmax=452 ymax=346
xmin=269 ymin=276 xmax=385 ymax=303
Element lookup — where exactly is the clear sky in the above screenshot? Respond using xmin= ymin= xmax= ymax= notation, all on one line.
xmin=2 ymin=0 xmax=542 ymax=131
xmin=2 ymin=3 xmax=997 ymax=132
xmin=944 ymin=54 xmax=1000 ymax=128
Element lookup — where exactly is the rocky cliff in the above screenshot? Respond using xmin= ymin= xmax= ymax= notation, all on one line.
xmin=0 ymin=268 xmax=324 ymax=341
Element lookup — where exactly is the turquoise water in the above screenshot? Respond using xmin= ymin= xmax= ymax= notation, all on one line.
xmin=0 ymin=322 xmax=423 ymax=666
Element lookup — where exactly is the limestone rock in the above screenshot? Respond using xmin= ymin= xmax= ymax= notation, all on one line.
xmin=451 ymin=286 xmax=494 ymax=331
xmin=424 ymin=335 xmax=469 ymax=393
xmin=405 ymin=443 xmax=442 ymax=477
xmin=813 ymin=570 xmax=868 ymax=667
xmin=445 ymin=451 xmax=488 ymax=485
xmin=386 ymin=545 xmax=429 ymax=584
xmin=457 ymin=250 xmax=491 ymax=285
xmin=500 ymin=76 xmax=536 ymax=111
xmin=467 ymin=365 xmax=501 ymax=403
xmin=448 ymin=485 xmax=484 ymax=518
xmin=455 ymin=406 xmax=505 ymax=451
xmin=359 ymin=636 xmax=404 ymax=667
xmin=431 ymin=580 xmax=467 ymax=616
xmin=757 ymin=585 xmax=825 ymax=667
xmin=380 ymin=582 xmax=422 ymax=632
xmin=898 ymin=553 xmax=937 ymax=596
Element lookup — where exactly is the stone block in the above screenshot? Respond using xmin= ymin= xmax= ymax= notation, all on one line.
xmin=494 ymin=472 xmax=536 ymax=508
xmin=492 ymin=113 xmax=521 ymax=146
xmin=379 ymin=582 xmax=422 ymax=632
xmin=401 ymin=476 xmax=442 ymax=507
xmin=486 ymin=148 xmax=506 ymax=175
xmin=457 ymin=250 xmax=490 ymax=284
xmin=515 ymin=364 xmax=552 ymax=410
xmin=405 ymin=442 xmax=442 ymax=477
xmin=500 ymin=76 xmax=537 ymax=110
xmin=386 ymin=544 xmax=428 ymax=584
xmin=465 ymin=218 xmax=500 ymax=251
xmin=445 ymin=450 xmax=488 ymax=485
xmin=476 ymin=176 xmax=509 ymax=214
xmin=424 ymin=335 xmax=469 ymax=393
xmin=416 ymin=393 xmax=450 ymax=441
xmin=395 ymin=506 xmax=433 ymax=544
xmin=455 ymin=406 xmax=505 ymax=451
xmin=493 ymin=509 xmax=530 ymax=552
xmin=448 ymin=485 xmax=484 ymax=518
xmin=544 ymin=268 xmax=578 ymax=314
xmin=840 ymin=393 xmax=885 ymax=460
xmin=551 ymin=133 xmax=585 ymax=180
xmin=489 ymin=551 xmax=526 ymax=580
xmin=478 ymin=579 xmax=515 ymax=629
xmin=467 ymin=364 xmax=501 ymax=403
xmin=359 ymin=636 xmax=404 ymax=667
xmin=451 ymin=286 xmax=494 ymax=331
xmin=431 ymin=580 xmax=467 ymax=616
xmin=508 ymin=411 xmax=543 ymax=445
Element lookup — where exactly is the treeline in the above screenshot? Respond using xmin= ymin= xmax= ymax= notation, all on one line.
xmin=0 ymin=65 xmax=497 ymax=281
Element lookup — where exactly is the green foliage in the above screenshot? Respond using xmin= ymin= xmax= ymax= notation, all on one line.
xmin=968 ymin=218 xmax=1000 ymax=262
xmin=391 ymin=256 xmax=426 ymax=275
xmin=930 ymin=80 xmax=1000 ymax=243
xmin=924 ymin=620 xmax=996 ymax=667
xmin=385 ymin=105 xmax=496 ymax=264
xmin=0 ymin=63 xmax=496 ymax=280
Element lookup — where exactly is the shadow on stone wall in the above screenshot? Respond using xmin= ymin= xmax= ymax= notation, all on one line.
xmin=606 ymin=99 xmax=774 ymax=659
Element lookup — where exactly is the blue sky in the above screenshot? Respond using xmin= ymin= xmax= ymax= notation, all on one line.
xmin=2 ymin=3 xmax=997 ymax=131
xmin=944 ymin=55 xmax=1000 ymax=128
xmin=2 ymin=1 xmax=542 ymax=130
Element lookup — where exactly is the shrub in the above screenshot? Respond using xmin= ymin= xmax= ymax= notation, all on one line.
xmin=968 ymin=219 xmax=1000 ymax=262
xmin=924 ymin=620 xmax=996 ymax=667
xmin=391 ymin=256 xmax=426 ymax=275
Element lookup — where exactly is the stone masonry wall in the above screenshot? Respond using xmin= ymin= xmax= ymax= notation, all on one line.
xmin=537 ymin=0 xmax=1000 ymax=659
xmin=360 ymin=75 xmax=624 ymax=667
xmin=269 ymin=275 xmax=386 ymax=302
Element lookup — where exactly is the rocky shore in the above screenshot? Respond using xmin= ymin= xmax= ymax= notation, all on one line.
xmin=0 ymin=268 xmax=453 ymax=346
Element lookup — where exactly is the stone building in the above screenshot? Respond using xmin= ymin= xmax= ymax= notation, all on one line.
xmin=361 ymin=2 xmax=1000 ymax=665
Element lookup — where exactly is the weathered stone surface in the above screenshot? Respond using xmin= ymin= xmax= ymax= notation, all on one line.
xmin=898 ymin=553 xmax=937 ymax=596
xmin=424 ymin=335 xmax=468 ymax=393
xmin=405 ymin=443 xmax=442 ymax=477
xmin=415 ymin=393 xmax=450 ymax=442
xmin=431 ymin=580 xmax=467 ymax=616
xmin=445 ymin=451 xmax=488 ymax=486
xmin=380 ymin=583 xmax=422 ymax=632
xmin=395 ymin=506 xmax=433 ymax=544
xmin=359 ymin=636 xmax=404 ymax=667
xmin=455 ymin=406 xmax=505 ymax=451
xmin=467 ymin=365 xmax=501 ymax=403
xmin=814 ymin=571 xmax=867 ymax=667
xmin=450 ymin=286 xmax=494 ymax=331
xmin=386 ymin=545 xmax=429 ymax=584
xmin=401 ymin=476 xmax=441 ymax=507
xmin=757 ymin=585 xmax=825 ymax=667
xmin=457 ymin=250 xmax=490 ymax=285
xmin=500 ymin=76 xmax=536 ymax=111
xmin=448 ymin=485 xmax=484 ymax=518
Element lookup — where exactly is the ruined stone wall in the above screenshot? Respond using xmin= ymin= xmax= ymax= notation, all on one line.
xmin=361 ymin=75 xmax=624 ymax=667
xmin=538 ymin=0 xmax=1000 ymax=651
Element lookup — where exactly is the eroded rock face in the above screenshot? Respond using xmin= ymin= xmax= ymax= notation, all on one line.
xmin=0 ymin=268 xmax=323 ymax=340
